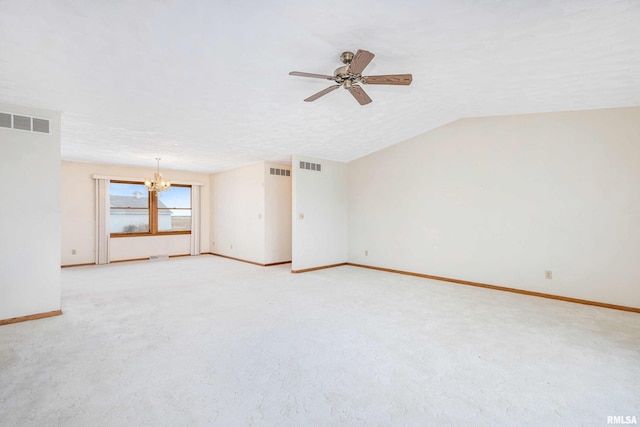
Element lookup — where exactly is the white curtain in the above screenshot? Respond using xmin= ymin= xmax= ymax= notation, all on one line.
xmin=190 ymin=185 xmax=201 ymax=255
xmin=95 ymin=178 xmax=110 ymax=264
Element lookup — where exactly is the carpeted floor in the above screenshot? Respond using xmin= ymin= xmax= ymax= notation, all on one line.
xmin=1 ymin=255 xmax=638 ymax=426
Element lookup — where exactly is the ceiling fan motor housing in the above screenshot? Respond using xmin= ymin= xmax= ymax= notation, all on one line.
xmin=340 ymin=51 xmax=354 ymax=64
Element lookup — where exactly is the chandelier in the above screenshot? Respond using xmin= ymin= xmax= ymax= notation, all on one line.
xmin=144 ymin=157 xmax=171 ymax=192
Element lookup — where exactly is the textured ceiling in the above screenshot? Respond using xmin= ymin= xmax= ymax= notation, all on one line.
xmin=1 ymin=0 xmax=639 ymax=173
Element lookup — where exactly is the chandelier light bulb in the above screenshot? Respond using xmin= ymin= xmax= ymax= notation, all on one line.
xmin=145 ymin=158 xmax=171 ymax=192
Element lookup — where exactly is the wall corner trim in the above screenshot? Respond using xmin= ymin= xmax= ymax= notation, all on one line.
xmin=61 ymin=263 xmax=96 ymax=268
xmin=347 ymin=263 xmax=640 ymax=314
xmin=291 ymin=263 xmax=348 ymax=273
xmin=0 ymin=310 xmax=63 ymax=326
xmin=211 ymin=253 xmax=291 ymax=267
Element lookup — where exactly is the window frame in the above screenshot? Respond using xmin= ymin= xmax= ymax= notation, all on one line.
xmin=109 ymin=180 xmax=192 ymax=238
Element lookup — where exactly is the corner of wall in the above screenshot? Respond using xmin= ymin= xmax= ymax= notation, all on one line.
xmin=0 ymin=103 xmax=62 ymax=320
xmin=292 ymin=155 xmax=348 ymax=271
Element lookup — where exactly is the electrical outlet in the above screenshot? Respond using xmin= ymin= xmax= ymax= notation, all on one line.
xmin=71 ymin=249 xmax=77 ymax=255
xmin=365 ymin=250 xmax=368 ymax=256
xmin=545 ymin=270 xmax=552 ymax=280
xmin=230 ymin=244 xmax=233 ymax=249
xmin=299 ymin=213 xmax=304 ymax=220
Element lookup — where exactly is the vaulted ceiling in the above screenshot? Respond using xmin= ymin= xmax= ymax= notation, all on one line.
xmin=1 ymin=0 xmax=639 ymax=173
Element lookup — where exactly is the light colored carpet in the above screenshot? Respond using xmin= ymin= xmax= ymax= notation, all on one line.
xmin=1 ymin=256 xmax=638 ymax=426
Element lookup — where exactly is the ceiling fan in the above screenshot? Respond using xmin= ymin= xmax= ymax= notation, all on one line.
xmin=289 ymin=49 xmax=412 ymax=105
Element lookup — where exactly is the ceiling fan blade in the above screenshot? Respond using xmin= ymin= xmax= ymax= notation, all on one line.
xmin=304 ymin=85 xmax=341 ymax=102
xmin=289 ymin=71 xmax=335 ymax=80
xmin=348 ymin=85 xmax=372 ymax=105
xmin=364 ymin=74 xmax=413 ymax=85
xmin=347 ymin=49 xmax=375 ymax=75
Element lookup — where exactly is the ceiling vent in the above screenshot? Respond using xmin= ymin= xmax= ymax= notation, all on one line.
xmin=0 ymin=112 xmax=11 ymax=128
xmin=0 ymin=112 xmax=50 ymax=134
xmin=269 ymin=168 xmax=291 ymax=176
xmin=299 ymin=161 xmax=322 ymax=172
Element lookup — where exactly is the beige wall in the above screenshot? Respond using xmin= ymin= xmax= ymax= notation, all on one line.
xmin=1 ymin=103 xmax=61 ymax=320
xmin=210 ymin=161 xmax=292 ymax=265
xmin=265 ymin=162 xmax=292 ymax=264
xmin=348 ymin=107 xmax=640 ymax=308
xmin=210 ymin=162 xmax=267 ymax=264
xmin=61 ymin=161 xmax=210 ymax=265
xmin=292 ymin=155 xmax=347 ymax=271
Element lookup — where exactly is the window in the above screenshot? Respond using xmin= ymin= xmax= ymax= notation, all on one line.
xmin=109 ymin=182 xmax=150 ymax=234
xmin=110 ymin=181 xmax=191 ymax=237
xmin=156 ymin=185 xmax=191 ymax=232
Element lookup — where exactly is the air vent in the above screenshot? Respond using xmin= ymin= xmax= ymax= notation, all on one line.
xmin=13 ymin=115 xmax=31 ymax=131
xmin=0 ymin=113 xmax=10 ymax=128
xmin=0 ymin=112 xmax=50 ymax=134
xmin=269 ymin=168 xmax=291 ymax=176
xmin=33 ymin=118 xmax=50 ymax=133
xmin=299 ymin=161 xmax=322 ymax=172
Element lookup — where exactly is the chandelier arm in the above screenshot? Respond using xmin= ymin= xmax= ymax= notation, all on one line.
xmin=145 ymin=158 xmax=171 ymax=192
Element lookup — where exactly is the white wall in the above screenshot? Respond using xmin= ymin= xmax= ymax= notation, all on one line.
xmin=292 ymin=155 xmax=348 ymax=271
xmin=210 ymin=161 xmax=293 ymax=265
xmin=348 ymin=107 xmax=640 ymax=308
xmin=60 ymin=161 xmax=210 ymax=265
xmin=265 ymin=162 xmax=292 ymax=264
xmin=0 ymin=104 xmax=61 ymax=320
xmin=210 ymin=162 xmax=266 ymax=264
xmin=110 ymin=234 xmax=191 ymax=261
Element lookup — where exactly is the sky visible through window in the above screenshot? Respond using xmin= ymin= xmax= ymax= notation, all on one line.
xmin=110 ymin=183 xmax=190 ymax=213
xmin=157 ymin=186 xmax=190 ymax=209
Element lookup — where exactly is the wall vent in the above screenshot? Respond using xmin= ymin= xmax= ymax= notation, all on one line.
xmin=299 ymin=161 xmax=322 ymax=172
xmin=13 ymin=115 xmax=31 ymax=131
xmin=0 ymin=112 xmax=50 ymax=134
xmin=0 ymin=112 xmax=11 ymax=128
xmin=33 ymin=118 xmax=50 ymax=133
xmin=269 ymin=168 xmax=291 ymax=176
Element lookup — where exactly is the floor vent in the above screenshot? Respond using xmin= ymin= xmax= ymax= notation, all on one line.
xmin=269 ymin=168 xmax=291 ymax=176
xmin=0 ymin=111 xmax=50 ymax=134
xmin=299 ymin=161 xmax=322 ymax=172
xmin=149 ymin=254 xmax=169 ymax=261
